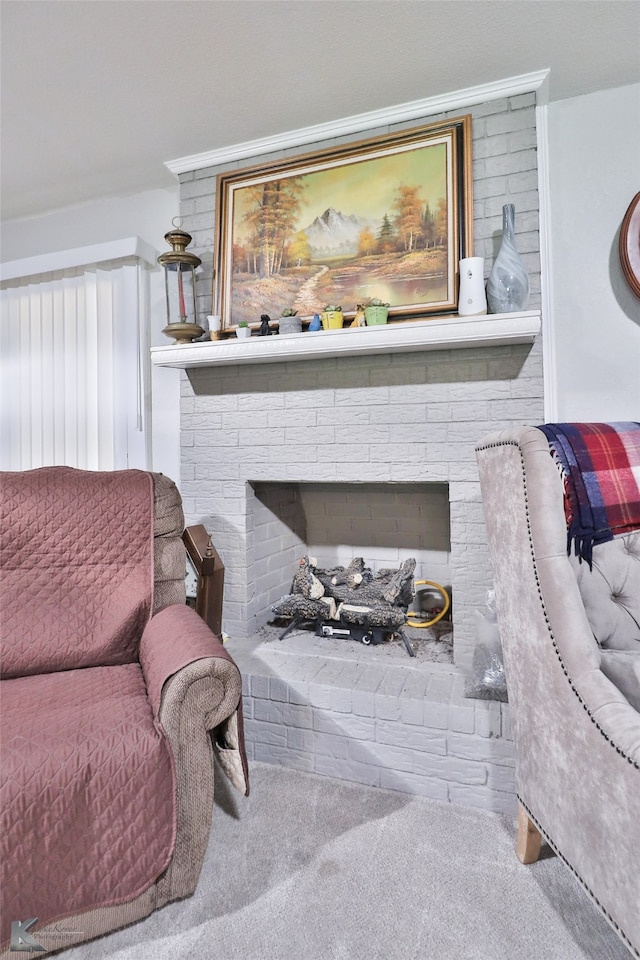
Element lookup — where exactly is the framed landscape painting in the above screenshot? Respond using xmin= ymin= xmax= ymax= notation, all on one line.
xmin=213 ymin=115 xmax=473 ymax=330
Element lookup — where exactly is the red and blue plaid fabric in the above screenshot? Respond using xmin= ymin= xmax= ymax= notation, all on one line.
xmin=537 ymin=422 xmax=640 ymax=567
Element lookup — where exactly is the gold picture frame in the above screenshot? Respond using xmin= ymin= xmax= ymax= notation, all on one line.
xmin=213 ymin=115 xmax=473 ymax=331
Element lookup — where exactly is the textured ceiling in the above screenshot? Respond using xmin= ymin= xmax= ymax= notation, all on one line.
xmin=1 ymin=0 xmax=639 ymax=221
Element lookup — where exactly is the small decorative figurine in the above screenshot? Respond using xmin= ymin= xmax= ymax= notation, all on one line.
xmin=309 ymin=314 xmax=322 ymax=331
xmin=351 ymin=304 xmax=366 ymax=328
xmin=259 ymin=314 xmax=272 ymax=336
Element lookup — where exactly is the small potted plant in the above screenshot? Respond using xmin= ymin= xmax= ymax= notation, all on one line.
xmin=278 ymin=307 xmax=302 ymax=335
xmin=320 ymin=304 xmax=344 ymax=330
xmin=235 ymin=320 xmax=251 ymax=339
xmin=362 ymin=297 xmax=390 ymax=325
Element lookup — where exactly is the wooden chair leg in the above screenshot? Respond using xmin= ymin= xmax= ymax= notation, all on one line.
xmin=516 ymin=804 xmax=542 ymax=864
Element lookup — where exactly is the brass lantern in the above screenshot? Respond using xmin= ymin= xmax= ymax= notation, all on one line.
xmin=158 ymin=224 xmax=203 ymax=343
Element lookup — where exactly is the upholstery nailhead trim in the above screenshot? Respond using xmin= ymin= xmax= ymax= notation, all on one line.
xmin=477 ymin=438 xmax=640 ymax=773
xmin=517 ymin=796 xmax=640 ymax=958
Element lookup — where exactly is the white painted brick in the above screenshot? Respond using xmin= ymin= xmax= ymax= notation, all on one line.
xmin=312 ymin=710 xmax=375 ymax=740
xmin=302 ymin=729 xmax=350 ymax=759
xmin=380 ymin=769 xmax=449 ymax=800
xmin=352 ymin=687 xmax=376 ymax=717
xmin=179 ymin=178 xmax=214 ymax=200
xmin=254 ymin=699 xmax=314 ymax=729
xmin=449 ymin=703 xmax=476 ymax=734
xmin=487 ymin=762 xmax=516 ymax=793
xmin=349 ymin=738 xmax=414 ymax=772
xmin=284 ymin=680 xmax=310 ymax=705
xmin=474 ymin=700 xmax=503 ymax=737
xmin=448 ymin=732 xmax=515 ymax=765
xmin=481 ymin=149 xmax=537 ymax=178
xmin=245 ymin=719 xmax=287 ymax=746
xmin=473 ymin=134 xmax=508 ymax=159
xmin=443 ymin=758 xmax=489 ymax=786
xmin=501 ymin=705 xmax=514 ymax=740
xmin=427 ymin=672 xmax=454 ymax=701
xmin=485 ymin=107 xmax=535 ymax=136
xmin=510 ymin=92 xmax=536 ymax=110
xmin=314 ymin=755 xmax=380 ymax=787
xmin=400 ymin=696 xmax=424 ymax=727
xmin=309 ymin=681 xmax=352 ymax=713
xmin=448 ymin=783 xmax=517 ymax=815
xmin=376 ymin=720 xmax=447 ymax=755
xmin=370 ymin=403 xmax=426 ymax=424
xmin=194 ymin=195 xmax=215 ymax=215
xmin=509 ymin=127 xmax=537 ymax=152
xmin=250 ymin=675 xmax=270 ymax=699
xmin=254 ymin=742 xmax=314 ymax=771
xmin=507 ymin=169 xmax=539 ymax=193
xmin=423 ymin=701 xmax=450 ymax=730
xmin=286 ymin=727 xmax=309 ymax=751
xmin=334 ymin=386 xmax=389 ymax=406
xmin=473 ymin=173 xmax=507 ymax=200
xmin=284 ymin=389 xmax=336 ymax=408
xmin=321 ymin=407 xmax=370 ymax=426
xmin=268 ymin=677 xmax=290 ymax=703
xmin=472 ymin=98 xmax=509 ymax=118
xmin=374 ymin=693 xmax=401 ymax=721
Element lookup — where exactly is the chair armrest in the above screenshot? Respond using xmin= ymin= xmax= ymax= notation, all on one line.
xmin=140 ymin=604 xmax=249 ymax=796
xmin=139 ymin=606 xmax=248 ymax=903
xmin=140 ymin=603 xmax=234 ymax=715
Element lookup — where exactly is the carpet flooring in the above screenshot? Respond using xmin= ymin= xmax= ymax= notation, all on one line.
xmin=57 ymin=762 xmax=632 ymax=960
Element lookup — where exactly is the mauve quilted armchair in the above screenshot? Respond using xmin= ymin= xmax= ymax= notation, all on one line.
xmin=0 ymin=467 xmax=248 ymax=957
xmin=476 ymin=426 xmax=640 ymax=958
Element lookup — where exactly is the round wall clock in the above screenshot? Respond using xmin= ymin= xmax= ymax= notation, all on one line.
xmin=619 ymin=192 xmax=640 ymax=299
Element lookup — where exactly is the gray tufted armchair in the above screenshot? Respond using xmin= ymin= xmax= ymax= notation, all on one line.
xmin=476 ymin=426 xmax=640 ymax=958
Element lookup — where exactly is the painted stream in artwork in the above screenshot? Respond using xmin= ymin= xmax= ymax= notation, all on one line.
xmin=323 ymin=270 xmax=448 ymax=309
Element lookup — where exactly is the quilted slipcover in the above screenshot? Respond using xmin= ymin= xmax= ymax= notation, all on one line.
xmin=0 ymin=467 xmax=176 ymax=948
xmin=0 ymin=467 xmax=154 ymax=678
xmin=0 ymin=664 xmax=175 ymax=947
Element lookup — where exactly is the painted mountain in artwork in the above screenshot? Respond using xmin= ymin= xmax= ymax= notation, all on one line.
xmin=303 ymin=207 xmax=376 ymax=258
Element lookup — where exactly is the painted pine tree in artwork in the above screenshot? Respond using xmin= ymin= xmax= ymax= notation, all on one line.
xmin=421 ymin=202 xmax=436 ymax=249
xmin=434 ymin=198 xmax=448 ymax=248
xmin=376 ymin=213 xmax=396 ymax=253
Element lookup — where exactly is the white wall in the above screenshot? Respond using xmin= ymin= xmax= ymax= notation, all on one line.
xmin=548 ymin=84 xmax=640 ymax=421
xmin=1 ymin=187 xmax=183 ymax=482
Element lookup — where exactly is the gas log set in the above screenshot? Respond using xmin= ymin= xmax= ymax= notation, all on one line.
xmin=271 ymin=556 xmax=418 ymax=657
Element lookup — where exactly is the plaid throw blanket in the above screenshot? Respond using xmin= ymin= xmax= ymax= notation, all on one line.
xmin=537 ymin=422 xmax=640 ymax=567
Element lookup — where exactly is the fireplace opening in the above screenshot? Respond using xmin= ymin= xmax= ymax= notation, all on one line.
xmin=247 ymin=481 xmax=452 ymax=660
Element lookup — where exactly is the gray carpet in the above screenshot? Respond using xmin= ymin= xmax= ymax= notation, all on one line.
xmin=58 ymin=762 xmax=631 ymax=960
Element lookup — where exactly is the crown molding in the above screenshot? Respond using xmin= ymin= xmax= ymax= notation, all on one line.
xmin=165 ymin=69 xmax=550 ymax=176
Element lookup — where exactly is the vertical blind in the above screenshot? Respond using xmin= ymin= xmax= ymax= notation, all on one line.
xmin=1 ymin=241 xmax=155 ymax=472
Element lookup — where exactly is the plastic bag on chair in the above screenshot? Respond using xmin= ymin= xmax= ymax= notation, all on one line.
xmin=464 ymin=590 xmax=508 ymax=702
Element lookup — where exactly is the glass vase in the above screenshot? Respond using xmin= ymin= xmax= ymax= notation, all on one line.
xmin=487 ymin=204 xmax=530 ymax=313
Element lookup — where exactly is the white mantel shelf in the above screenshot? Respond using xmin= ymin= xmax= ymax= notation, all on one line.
xmin=150 ymin=311 xmax=541 ymax=370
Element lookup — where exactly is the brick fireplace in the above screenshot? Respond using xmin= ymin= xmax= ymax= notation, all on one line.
xmin=162 ymin=89 xmax=545 ymax=811
xmin=181 ymin=338 xmax=543 ymax=670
